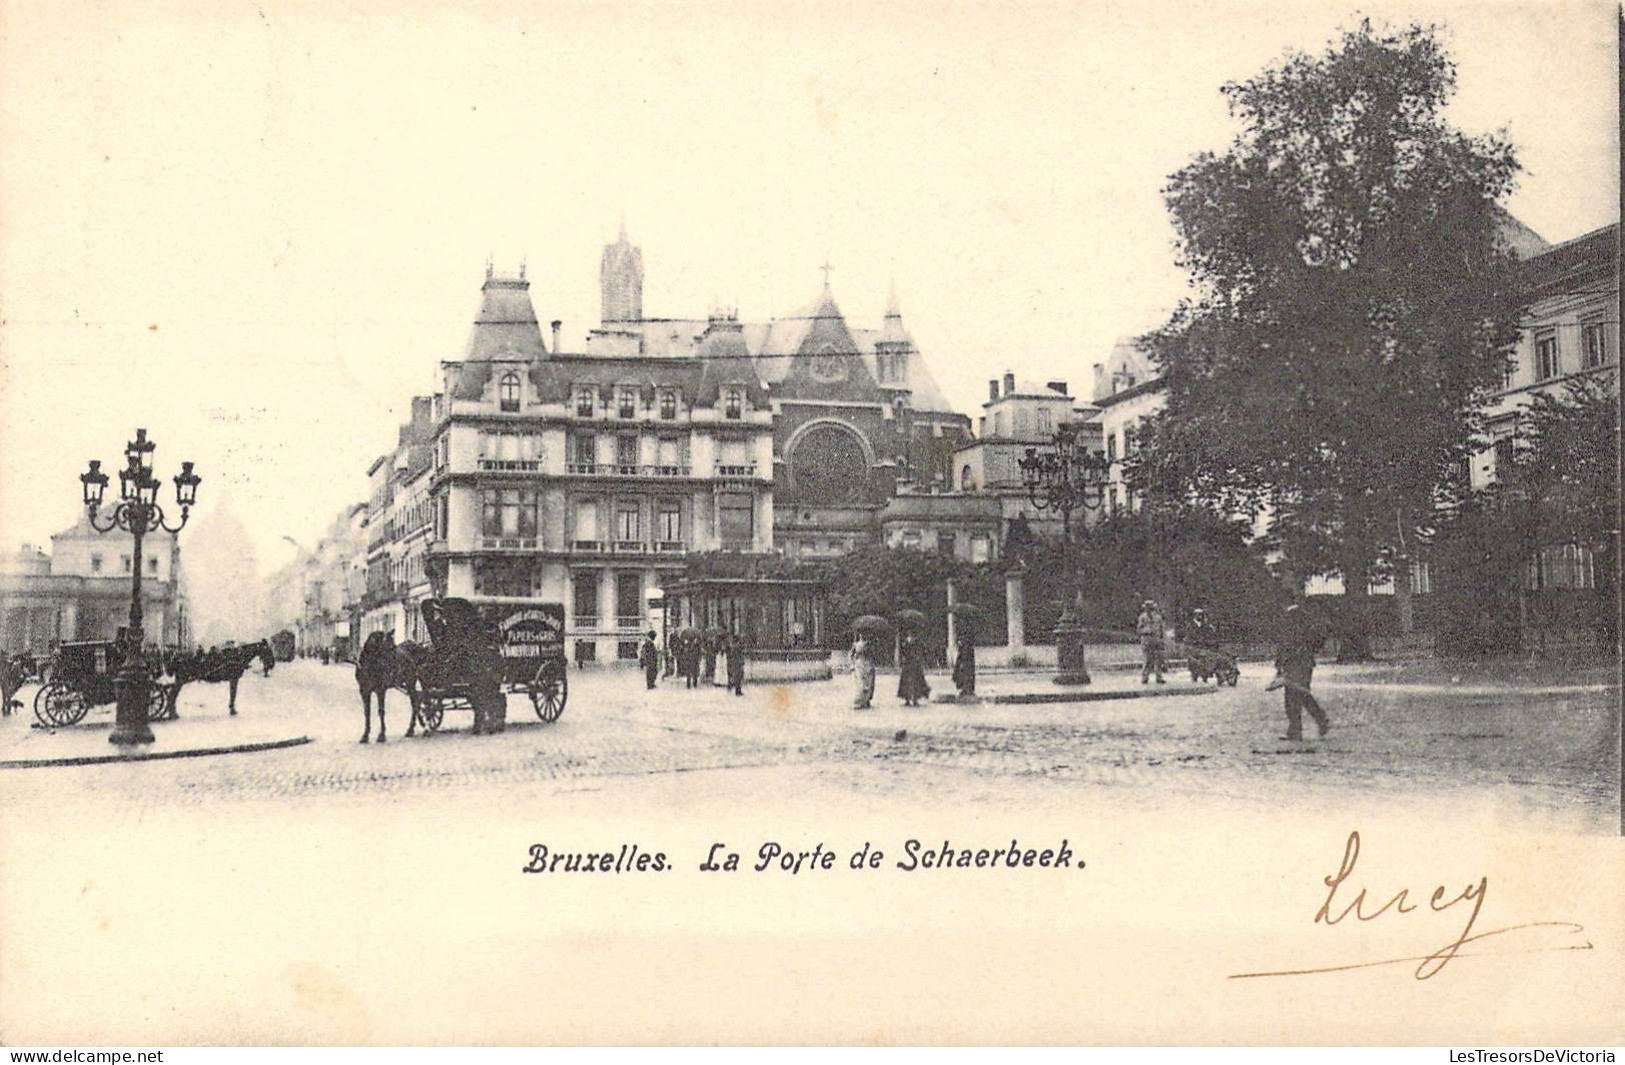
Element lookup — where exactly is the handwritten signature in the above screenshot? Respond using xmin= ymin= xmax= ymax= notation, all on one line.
xmin=1229 ymin=830 xmax=1591 ymax=981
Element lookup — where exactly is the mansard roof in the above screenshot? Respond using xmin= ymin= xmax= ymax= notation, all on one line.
xmin=463 ymin=273 xmax=548 ymax=363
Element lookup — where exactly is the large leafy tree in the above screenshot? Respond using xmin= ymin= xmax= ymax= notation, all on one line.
xmin=1132 ymin=19 xmax=1526 ymax=657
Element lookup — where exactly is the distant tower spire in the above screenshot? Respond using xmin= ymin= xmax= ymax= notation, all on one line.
xmin=819 ymin=259 xmax=834 ymax=290
xmin=600 ymin=219 xmax=644 ymax=324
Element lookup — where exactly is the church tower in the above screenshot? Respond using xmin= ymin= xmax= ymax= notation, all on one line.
xmin=600 ymin=219 xmax=644 ymax=323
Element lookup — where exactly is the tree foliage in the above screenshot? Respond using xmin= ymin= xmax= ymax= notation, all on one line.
xmin=1131 ymin=19 xmax=1526 ymax=644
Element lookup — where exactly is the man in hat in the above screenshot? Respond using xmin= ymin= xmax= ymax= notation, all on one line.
xmin=1137 ymin=600 xmax=1166 ymax=684
xmin=1273 ymin=603 xmax=1330 ymax=740
xmin=638 ymin=629 xmax=661 ymax=691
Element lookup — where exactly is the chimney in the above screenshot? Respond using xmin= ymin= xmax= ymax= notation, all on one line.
xmin=550 ymin=320 xmax=562 ymax=352
xmin=1046 ymin=380 xmax=1068 ymax=396
xmin=1003 ymin=372 xmax=1015 ymax=396
xmin=988 ymin=379 xmax=999 ymax=402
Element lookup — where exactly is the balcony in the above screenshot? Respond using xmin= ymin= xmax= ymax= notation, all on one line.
xmin=476 ymin=459 xmax=542 ymax=472
xmin=655 ymin=540 xmax=687 ymax=554
xmin=477 ymin=537 xmax=539 ymax=551
xmin=716 ymin=463 xmax=757 ymax=477
xmin=614 ymin=615 xmax=644 ymax=631
xmin=566 ymin=462 xmax=692 ymax=478
xmin=612 ymin=539 xmax=644 ymax=553
xmin=573 ymin=539 xmax=604 ymax=552
xmin=573 ymin=615 xmax=598 ymax=630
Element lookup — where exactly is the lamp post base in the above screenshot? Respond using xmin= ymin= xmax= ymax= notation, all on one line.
xmin=1052 ymin=610 xmax=1092 ymax=687
xmin=109 ymin=659 xmax=156 ymax=746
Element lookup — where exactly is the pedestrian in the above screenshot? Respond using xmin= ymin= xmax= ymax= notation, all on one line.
xmin=1137 ymin=599 xmax=1166 ymax=684
xmin=725 ymin=633 xmax=746 ymax=696
xmin=0 ymin=651 xmax=21 ymax=716
xmin=897 ymin=631 xmax=930 ymax=707
xmin=681 ymin=631 xmax=700 ymax=689
xmin=1273 ymin=603 xmax=1330 ymax=740
xmin=703 ymin=633 xmax=719 ymax=684
xmin=851 ymin=634 xmax=876 ymax=710
xmin=663 ymin=633 xmax=675 ymax=678
xmin=1186 ymin=607 xmax=1217 ymax=682
xmin=952 ymin=631 xmax=977 ymax=697
xmin=638 ymin=629 xmax=660 ymax=690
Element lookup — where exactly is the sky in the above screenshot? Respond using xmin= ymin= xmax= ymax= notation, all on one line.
xmin=0 ymin=0 xmax=1617 ymax=585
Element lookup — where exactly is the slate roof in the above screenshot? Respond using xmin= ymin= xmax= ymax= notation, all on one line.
xmin=1522 ymin=223 xmax=1618 ymax=299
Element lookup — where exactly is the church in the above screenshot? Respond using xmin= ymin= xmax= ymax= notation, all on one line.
xmin=582 ymin=224 xmax=976 ymax=559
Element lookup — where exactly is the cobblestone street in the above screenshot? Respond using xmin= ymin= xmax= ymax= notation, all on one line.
xmin=2 ymin=658 xmax=1616 ymax=830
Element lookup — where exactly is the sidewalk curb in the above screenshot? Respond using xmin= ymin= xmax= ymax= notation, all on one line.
xmin=1 ymin=735 xmax=312 ymax=770
xmin=932 ymin=686 xmax=1220 ymax=706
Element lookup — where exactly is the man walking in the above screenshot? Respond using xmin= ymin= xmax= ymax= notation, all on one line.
xmin=725 ymin=633 xmax=746 ymax=696
xmin=639 ymin=629 xmax=660 ymax=691
xmin=1137 ymin=599 xmax=1166 ymax=685
xmin=1273 ymin=603 xmax=1330 ymax=740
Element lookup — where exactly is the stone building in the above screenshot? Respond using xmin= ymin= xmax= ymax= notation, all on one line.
xmin=0 ymin=515 xmax=186 ymax=654
xmin=429 ymin=266 xmax=777 ymax=665
xmin=953 ymin=371 xmax=1102 ymax=542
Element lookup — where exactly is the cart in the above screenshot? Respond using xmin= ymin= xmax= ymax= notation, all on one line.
xmin=33 ymin=639 xmax=169 ymax=728
xmin=409 ymin=597 xmax=568 ymax=733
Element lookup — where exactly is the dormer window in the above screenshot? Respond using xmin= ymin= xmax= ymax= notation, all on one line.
xmin=660 ymin=390 xmax=677 ymax=420
xmin=499 ymin=373 xmax=521 ymax=412
xmin=575 ymin=388 xmax=595 ymax=418
xmin=618 ymin=387 xmax=637 ymax=419
xmin=724 ymin=388 xmax=743 ymax=420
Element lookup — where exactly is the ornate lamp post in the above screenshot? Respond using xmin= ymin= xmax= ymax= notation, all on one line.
xmin=80 ymin=429 xmax=200 ymax=745
xmin=1018 ymin=423 xmax=1111 ymax=685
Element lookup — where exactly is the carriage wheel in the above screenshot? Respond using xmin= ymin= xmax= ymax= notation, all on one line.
xmin=146 ymin=681 xmax=173 ymax=722
xmin=34 ymin=682 xmax=87 ymax=727
xmin=530 ymin=667 xmax=567 ymax=724
xmin=418 ymin=695 xmax=445 ymax=733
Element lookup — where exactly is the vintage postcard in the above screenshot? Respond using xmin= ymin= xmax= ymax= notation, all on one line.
xmin=0 ymin=0 xmax=1619 ymax=1047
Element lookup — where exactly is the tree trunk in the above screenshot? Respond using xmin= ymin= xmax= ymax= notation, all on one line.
xmin=1337 ymin=550 xmax=1377 ymax=662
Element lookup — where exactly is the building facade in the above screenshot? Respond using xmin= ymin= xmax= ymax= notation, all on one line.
xmin=0 ymin=516 xmax=186 ymax=655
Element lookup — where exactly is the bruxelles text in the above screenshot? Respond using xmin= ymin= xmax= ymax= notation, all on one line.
xmin=522 ymin=839 xmax=1080 ymax=875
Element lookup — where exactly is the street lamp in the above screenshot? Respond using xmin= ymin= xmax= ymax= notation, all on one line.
xmin=1018 ymin=423 xmax=1112 ymax=685
xmin=82 ymin=429 xmax=200 ymax=745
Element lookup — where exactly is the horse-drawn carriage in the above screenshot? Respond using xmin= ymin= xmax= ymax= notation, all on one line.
xmin=33 ymin=639 xmax=169 ymax=728
xmin=408 ymin=597 xmax=568 ymax=732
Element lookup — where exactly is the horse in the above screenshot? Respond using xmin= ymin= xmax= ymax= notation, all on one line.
xmin=169 ymin=639 xmax=276 ymax=716
xmin=355 ymin=632 xmax=424 ymax=743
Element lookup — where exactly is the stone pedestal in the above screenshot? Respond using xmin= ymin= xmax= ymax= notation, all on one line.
xmin=1052 ymin=608 xmax=1091 ymax=685
xmin=1005 ymin=568 xmax=1025 ymax=653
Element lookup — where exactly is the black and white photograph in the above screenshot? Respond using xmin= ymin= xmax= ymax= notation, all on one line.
xmin=0 ymin=0 xmax=1619 ymax=1047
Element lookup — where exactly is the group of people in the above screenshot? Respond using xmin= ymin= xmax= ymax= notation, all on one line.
xmin=850 ymin=630 xmax=962 ymax=710
xmin=639 ymin=628 xmax=745 ymax=696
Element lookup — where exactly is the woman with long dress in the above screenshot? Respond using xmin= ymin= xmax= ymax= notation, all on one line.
xmin=897 ymin=632 xmax=930 ymax=707
xmin=851 ymin=635 xmax=876 ymax=709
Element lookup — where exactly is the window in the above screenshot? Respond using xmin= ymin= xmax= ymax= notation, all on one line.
xmin=616 ymin=573 xmax=643 ymax=625
xmin=970 ymin=536 xmax=990 ymax=563
xmin=660 ymin=390 xmax=677 ymax=420
xmin=618 ymin=387 xmax=637 ymax=419
xmin=719 ymin=493 xmax=753 ymax=544
xmin=573 ymin=499 xmax=600 ymax=544
xmin=435 ymin=435 xmax=449 ymax=470
xmin=437 ymin=496 xmax=448 ymax=539
xmin=724 ymin=389 xmax=743 ymax=420
xmin=1106 ymin=434 xmax=1117 ymax=461
xmin=576 ymin=388 xmax=595 ymax=417
xmin=122 ymin=555 xmax=132 ymax=573
xmin=1038 ymin=409 xmax=1052 ymax=431
xmin=1123 ymin=425 xmax=1137 ymax=456
xmin=1410 ymin=561 xmax=1432 ymax=596
xmin=1503 ymin=355 xmax=1519 ymax=391
xmin=1535 ymin=331 xmax=1560 ymax=380
xmin=481 ymin=488 xmax=537 ymax=538
xmin=960 ymin=465 xmax=974 ymax=491
xmin=615 ymin=502 xmax=640 ymax=542
xmin=575 ymin=640 xmax=597 ymax=665
xmin=616 ymin=434 xmax=639 ymax=471
xmin=500 ymin=372 xmax=521 ymax=412
xmin=573 ymin=572 xmax=599 ymax=625
xmin=1493 ymin=436 xmax=1515 ymax=474
xmin=148 ymin=557 xmax=159 ymax=575
xmin=938 ymin=532 xmax=957 ymax=556
xmin=658 ymin=502 xmax=682 ymax=542
xmin=1582 ymin=316 xmax=1610 ymax=368
xmin=1527 ymin=544 xmax=1596 ymax=590
xmin=573 ymin=433 xmax=596 ymax=469
xmin=900 ymin=530 xmax=922 ymax=550
xmin=90 ymin=554 xmax=103 ymax=573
